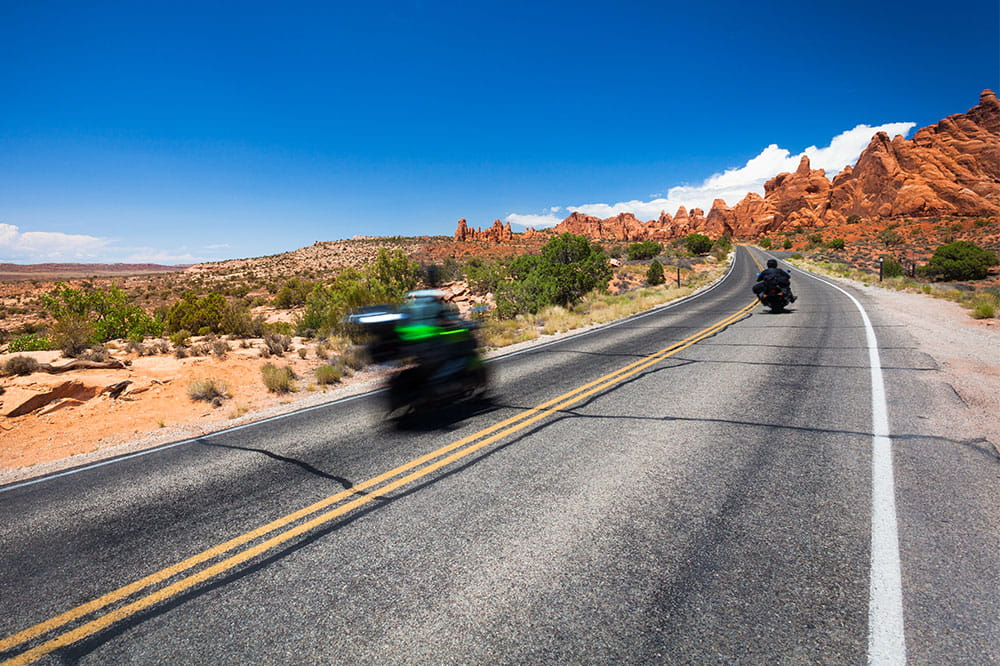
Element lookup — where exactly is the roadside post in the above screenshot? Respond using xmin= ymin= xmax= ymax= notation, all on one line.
xmin=878 ymin=256 xmax=884 ymax=282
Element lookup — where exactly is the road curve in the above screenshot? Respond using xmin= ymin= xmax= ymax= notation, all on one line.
xmin=1 ymin=246 xmax=997 ymax=664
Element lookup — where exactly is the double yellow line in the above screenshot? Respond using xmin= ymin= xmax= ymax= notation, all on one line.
xmin=2 ymin=297 xmax=758 ymax=665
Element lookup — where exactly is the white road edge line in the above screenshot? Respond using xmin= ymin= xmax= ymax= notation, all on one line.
xmin=785 ymin=261 xmax=906 ymax=665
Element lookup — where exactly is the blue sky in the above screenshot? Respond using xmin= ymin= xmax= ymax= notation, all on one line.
xmin=1 ymin=0 xmax=997 ymax=264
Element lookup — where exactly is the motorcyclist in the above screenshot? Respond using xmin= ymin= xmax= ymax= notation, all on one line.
xmin=753 ymin=258 xmax=796 ymax=302
xmin=395 ymin=290 xmax=478 ymax=379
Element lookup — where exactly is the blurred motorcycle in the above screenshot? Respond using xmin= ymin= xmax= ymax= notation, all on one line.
xmin=348 ymin=290 xmax=489 ymax=417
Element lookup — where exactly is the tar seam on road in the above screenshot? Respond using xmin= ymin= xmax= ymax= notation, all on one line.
xmin=784 ymin=261 xmax=907 ymax=665
xmin=0 ymin=296 xmax=758 ymax=665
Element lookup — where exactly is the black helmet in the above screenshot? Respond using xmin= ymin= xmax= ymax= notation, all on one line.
xmin=766 ymin=259 xmax=778 ymax=268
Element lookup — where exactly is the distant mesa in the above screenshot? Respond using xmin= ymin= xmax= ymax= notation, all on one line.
xmin=0 ymin=262 xmax=186 ymax=280
xmin=454 ymin=89 xmax=1000 ymax=242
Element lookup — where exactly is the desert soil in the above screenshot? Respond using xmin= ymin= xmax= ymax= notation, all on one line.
xmin=1 ymin=280 xmax=996 ymax=486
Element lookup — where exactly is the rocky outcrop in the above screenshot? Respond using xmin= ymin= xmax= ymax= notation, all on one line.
xmin=453 ymin=90 xmax=1000 ymax=243
xmin=3 ymin=381 xmax=100 ymax=418
xmin=454 ymin=219 xmax=514 ymax=242
xmin=827 ymin=89 xmax=1000 ymax=220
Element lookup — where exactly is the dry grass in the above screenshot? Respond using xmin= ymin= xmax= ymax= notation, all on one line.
xmin=261 ymin=363 xmax=297 ymax=392
xmin=787 ymin=256 xmax=999 ymax=320
xmin=479 ymin=261 xmax=728 ymax=349
xmin=186 ymin=377 xmax=230 ymax=402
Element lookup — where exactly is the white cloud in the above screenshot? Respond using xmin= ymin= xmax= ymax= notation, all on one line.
xmin=0 ymin=223 xmax=113 ymax=262
xmin=506 ymin=212 xmax=565 ymax=229
xmin=506 ymin=121 xmax=916 ymax=226
xmin=0 ymin=223 xmax=217 ymax=264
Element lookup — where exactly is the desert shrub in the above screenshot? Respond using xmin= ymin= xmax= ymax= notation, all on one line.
xmin=627 ymin=241 xmax=663 ymax=261
xmin=170 ymin=329 xmax=192 ymax=347
xmin=264 ymin=333 xmax=291 ymax=356
xmin=495 ymin=234 xmax=611 ymax=318
xmin=2 ymin=355 xmax=40 ymax=376
xmin=970 ymin=299 xmax=997 ymax=319
xmin=212 ymin=340 xmax=230 ymax=358
xmin=124 ymin=340 xmax=148 ymax=356
xmin=646 ymin=259 xmax=665 ymax=285
xmin=50 ymin=315 xmax=96 ymax=357
xmin=878 ymin=229 xmax=903 ymax=248
xmin=827 ymin=238 xmax=846 ymax=250
xmin=8 ymin=334 xmax=52 ymax=352
xmin=187 ymin=377 xmax=229 ymax=402
xmin=846 ymin=215 xmax=861 ymax=225
xmin=174 ymin=346 xmax=189 ymax=359
xmin=274 ymin=278 xmax=317 ymax=309
xmin=881 ymin=257 xmax=905 ymax=278
xmin=77 ymin=346 xmax=111 ymax=363
xmin=973 ymin=218 xmax=990 ymax=228
xmin=683 ymin=233 xmax=713 ymax=255
xmin=918 ymin=241 xmax=999 ymax=281
xmin=164 ymin=292 xmax=255 ymax=337
xmin=261 ymin=363 xmax=296 ymax=392
xmin=43 ymin=283 xmax=161 ymax=343
xmin=464 ymin=258 xmax=505 ymax=294
xmin=262 ymin=321 xmax=294 ymax=337
xmin=314 ymin=363 xmax=342 ymax=385
xmin=758 ymin=237 xmax=772 ymax=249
xmin=367 ymin=248 xmax=420 ymax=301
xmin=783 ymin=239 xmax=793 ymax=249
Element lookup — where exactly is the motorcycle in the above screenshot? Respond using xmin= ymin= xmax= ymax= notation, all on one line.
xmin=758 ymin=285 xmax=790 ymax=313
xmin=348 ymin=291 xmax=490 ymax=418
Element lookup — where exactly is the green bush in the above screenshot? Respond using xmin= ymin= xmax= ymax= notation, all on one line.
xmin=846 ymin=215 xmax=861 ymax=225
xmin=164 ymin=292 xmax=253 ymax=336
xmin=495 ymin=234 xmax=611 ymax=317
xmin=261 ymin=363 xmax=297 ymax=392
xmin=170 ymin=329 xmax=192 ymax=347
xmin=646 ymin=260 xmax=665 ymax=285
xmin=297 ymin=250 xmax=418 ymax=337
xmin=464 ymin=258 xmax=505 ymax=294
xmin=882 ymin=257 xmax=905 ymax=278
xmin=918 ymin=241 xmax=999 ymax=281
xmin=758 ymin=237 xmax=772 ymax=249
xmin=2 ymin=355 xmax=40 ymax=376
xmin=43 ymin=283 xmax=161 ymax=344
xmin=827 ymin=238 xmax=846 ymax=250
xmin=970 ymin=301 xmax=996 ymax=319
xmin=683 ymin=233 xmax=713 ymax=255
xmin=627 ymin=241 xmax=663 ymax=260
xmin=783 ymin=239 xmax=793 ymax=250
xmin=274 ymin=278 xmax=317 ymax=309
xmin=315 ymin=363 xmax=343 ymax=385
xmin=8 ymin=334 xmax=52 ymax=352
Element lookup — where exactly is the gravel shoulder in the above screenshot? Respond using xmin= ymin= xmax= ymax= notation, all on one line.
xmin=823 ymin=274 xmax=999 ymax=456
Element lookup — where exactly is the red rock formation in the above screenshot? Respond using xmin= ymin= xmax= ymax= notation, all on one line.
xmin=454 ymin=219 xmax=514 ymax=242
xmin=455 ymin=90 xmax=999 ymax=244
xmin=705 ymin=199 xmax=736 ymax=237
xmin=827 ymin=90 xmax=1000 ymax=219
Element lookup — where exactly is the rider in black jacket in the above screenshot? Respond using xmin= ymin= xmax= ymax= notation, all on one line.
xmin=753 ymin=259 xmax=796 ymax=302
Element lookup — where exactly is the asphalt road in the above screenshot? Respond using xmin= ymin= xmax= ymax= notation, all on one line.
xmin=1 ymin=246 xmax=997 ymax=664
